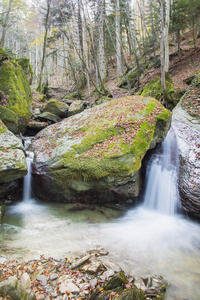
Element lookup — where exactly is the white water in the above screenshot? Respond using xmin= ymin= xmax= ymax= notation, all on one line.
xmin=143 ymin=126 xmax=180 ymax=214
xmin=1 ymin=129 xmax=200 ymax=299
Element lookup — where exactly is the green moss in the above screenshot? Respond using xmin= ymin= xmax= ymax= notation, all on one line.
xmin=0 ymin=120 xmax=7 ymax=133
xmin=140 ymin=75 xmax=182 ymax=109
xmin=16 ymin=57 xmax=33 ymax=84
xmin=0 ymin=106 xmax=18 ymax=133
xmin=0 ymin=58 xmax=32 ymax=132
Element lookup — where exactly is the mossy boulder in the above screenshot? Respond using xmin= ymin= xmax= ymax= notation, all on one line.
xmin=41 ymin=99 xmax=69 ymax=118
xmin=0 ymin=48 xmax=32 ymax=133
xmin=0 ymin=120 xmax=27 ymax=183
xmin=0 ymin=106 xmax=18 ymax=133
xmin=140 ymin=74 xmax=182 ymax=110
xmin=16 ymin=57 xmax=33 ymax=85
xmin=31 ymin=96 xmax=171 ymax=204
xmin=68 ymin=99 xmax=85 ymax=116
xmin=38 ymin=111 xmax=62 ymax=123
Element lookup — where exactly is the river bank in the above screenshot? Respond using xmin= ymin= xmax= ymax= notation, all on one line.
xmin=0 ymin=247 xmax=167 ymax=300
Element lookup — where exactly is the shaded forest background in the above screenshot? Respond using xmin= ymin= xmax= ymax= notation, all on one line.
xmin=0 ymin=0 xmax=200 ymax=104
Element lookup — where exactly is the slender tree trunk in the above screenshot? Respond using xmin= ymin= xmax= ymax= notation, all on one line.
xmin=192 ymin=20 xmax=196 ymax=49
xmin=115 ymin=0 xmax=122 ymax=76
xmin=1 ymin=0 xmax=12 ymax=47
xmin=126 ymin=1 xmax=140 ymax=88
xmin=164 ymin=0 xmax=170 ymax=72
xmin=158 ymin=0 xmax=166 ymax=99
xmin=37 ymin=0 xmax=51 ymax=92
xmin=98 ymin=0 xmax=107 ymax=83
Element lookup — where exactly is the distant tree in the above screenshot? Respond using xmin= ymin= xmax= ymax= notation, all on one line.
xmin=37 ymin=0 xmax=51 ymax=92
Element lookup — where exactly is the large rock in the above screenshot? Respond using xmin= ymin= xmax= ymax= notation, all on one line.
xmin=31 ymin=96 xmax=171 ymax=203
xmin=0 ymin=120 xmax=27 ymax=184
xmin=41 ymin=98 xmax=69 ymax=118
xmin=172 ymin=74 xmax=200 ymax=217
xmin=0 ymin=276 xmax=36 ymax=300
xmin=16 ymin=57 xmax=33 ymax=85
xmin=140 ymin=74 xmax=182 ymax=110
xmin=0 ymin=47 xmax=32 ymax=133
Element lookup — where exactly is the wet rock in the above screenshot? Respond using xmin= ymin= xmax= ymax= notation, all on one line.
xmin=36 ymin=274 xmax=48 ymax=285
xmin=0 ymin=204 xmax=6 ymax=223
xmin=21 ymin=272 xmax=32 ymax=290
xmin=69 ymin=254 xmax=91 ymax=270
xmin=0 ymin=276 xmax=36 ymax=300
xmin=0 ymin=120 xmax=27 ymax=183
xmin=31 ymin=96 xmax=171 ymax=204
xmin=173 ymin=103 xmax=200 ymax=217
xmin=104 ymin=271 xmax=129 ymax=290
xmin=57 ymin=276 xmax=80 ymax=294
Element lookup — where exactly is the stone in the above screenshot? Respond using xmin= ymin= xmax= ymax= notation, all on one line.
xmin=38 ymin=112 xmax=62 ymax=123
xmin=0 ymin=120 xmax=27 ymax=183
xmin=140 ymin=74 xmax=182 ymax=110
xmin=16 ymin=57 xmax=33 ymax=85
xmin=104 ymin=272 xmax=129 ymax=290
xmin=36 ymin=274 xmax=48 ymax=285
xmin=21 ymin=272 xmax=31 ymax=290
xmin=57 ymin=276 xmax=80 ymax=294
xmin=70 ymin=254 xmax=91 ymax=270
xmin=68 ymin=99 xmax=85 ymax=116
xmin=80 ymin=260 xmax=102 ymax=274
xmin=0 ymin=48 xmax=32 ymax=134
xmin=41 ymin=99 xmax=69 ymax=118
xmin=31 ymin=96 xmax=171 ymax=204
xmin=0 ymin=276 xmax=36 ymax=300
xmin=172 ymin=80 xmax=200 ymax=217
xmin=0 ymin=204 xmax=6 ymax=223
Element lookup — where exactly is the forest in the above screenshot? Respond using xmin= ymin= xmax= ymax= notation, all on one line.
xmin=0 ymin=0 xmax=199 ymax=100
xmin=0 ymin=0 xmax=200 ymax=300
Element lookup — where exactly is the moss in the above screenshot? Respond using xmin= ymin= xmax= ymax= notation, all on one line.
xmin=16 ymin=57 xmax=33 ymax=84
xmin=0 ymin=106 xmax=18 ymax=133
xmin=0 ymin=58 xmax=32 ymax=132
xmin=43 ymin=96 xmax=171 ymax=184
xmin=140 ymin=75 xmax=182 ymax=109
xmin=0 ymin=120 xmax=7 ymax=133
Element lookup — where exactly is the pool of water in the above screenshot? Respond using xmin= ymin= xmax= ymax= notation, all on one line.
xmin=1 ymin=199 xmax=200 ymax=300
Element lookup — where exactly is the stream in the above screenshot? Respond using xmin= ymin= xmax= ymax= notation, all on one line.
xmin=1 ymin=127 xmax=200 ymax=299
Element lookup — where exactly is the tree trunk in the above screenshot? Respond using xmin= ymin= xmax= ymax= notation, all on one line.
xmin=126 ymin=1 xmax=140 ymax=88
xmin=115 ymin=0 xmax=122 ymax=76
xmin=98 ymin=0 xmax=107 ymax=83
xmin=158 ymin=0 xmax=166 ymax=98
xmin=37 ymin=0 xmax=51 ymax=92
xmin=164 ymin=0 xmax=170 ymax=72
xmin=1 ymin=0 xmax=12 ymax=47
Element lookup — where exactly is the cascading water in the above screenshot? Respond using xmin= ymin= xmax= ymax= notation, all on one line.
xmin=2 ymin=126 xmax=200 ymax=300
xmin=143 ymin=126 xmax=180 ymax=215
xmin=22 ymin=138 xmax=34 ymax=202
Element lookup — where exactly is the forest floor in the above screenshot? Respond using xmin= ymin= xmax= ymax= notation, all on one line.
xmin=39 ymin=36 xmax=200 ymax=108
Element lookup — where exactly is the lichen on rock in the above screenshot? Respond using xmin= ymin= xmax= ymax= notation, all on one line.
xmin=31 ymin=96 xmax=171 ymax=204
xmin=0 ymin=120 xmax=27 ymax=183
xmin=0 ymin=47 xmax=32 ymax=133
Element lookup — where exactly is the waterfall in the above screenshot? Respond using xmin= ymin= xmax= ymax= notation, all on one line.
xmin=23 ymin=138 xmax=34 ymax=202
xmin=143 ymin=126 xmax=180 ymax=215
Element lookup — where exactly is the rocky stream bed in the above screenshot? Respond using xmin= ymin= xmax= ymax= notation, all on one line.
xmin=0 ymin=247 xmax=167 ymax=300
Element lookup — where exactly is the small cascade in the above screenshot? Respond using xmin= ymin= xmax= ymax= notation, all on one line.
xmin=143 ymin=126 xmax=180 ymax=215
xmin=23 ymin=138 xmax=34 ymax=202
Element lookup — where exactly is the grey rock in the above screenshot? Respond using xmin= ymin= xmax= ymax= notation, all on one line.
xmin=21 ymin=272 xmax=31 ymax=290
xmin=31 ymin=97 xmax=171 ymax=204
xmin=0 ymin=122 xmax=27 ymax=183
xmin=0 ymin=276 xmax=36 ymax=300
